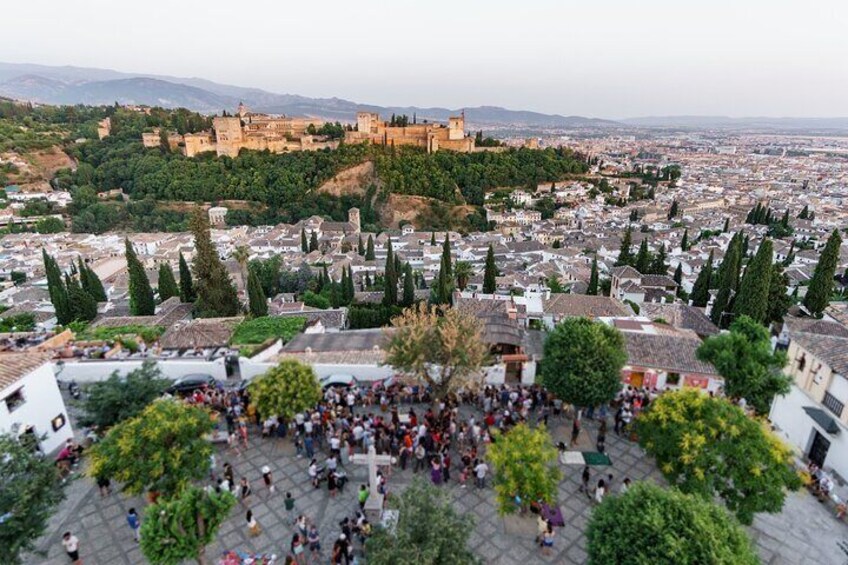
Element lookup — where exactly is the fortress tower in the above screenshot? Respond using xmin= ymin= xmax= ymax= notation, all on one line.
xmin=348 ymin=208 xmax=361 ymax=233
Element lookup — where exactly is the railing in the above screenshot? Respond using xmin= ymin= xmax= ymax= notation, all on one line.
xmin=823 ymin=391 xmax=844 ymax=419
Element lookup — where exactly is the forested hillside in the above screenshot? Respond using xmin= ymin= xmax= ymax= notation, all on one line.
xmin=1 ymin=102 xmax=588 ymax=233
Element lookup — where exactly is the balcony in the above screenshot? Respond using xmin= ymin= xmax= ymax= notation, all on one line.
xmin=822 ymin=391 xmax=844 ymax=419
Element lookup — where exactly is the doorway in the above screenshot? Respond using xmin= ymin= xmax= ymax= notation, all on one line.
xmin=629 ymin=371 xmax=645 ymax=388
xmin=808 ymin=430 xmax=831 ymax=468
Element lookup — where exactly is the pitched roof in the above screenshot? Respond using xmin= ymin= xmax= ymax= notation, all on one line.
xmin=638 ymin=303 xmax=719 ymax=337
xmin=543 ymin=294 xmax=633 ymax=319
xmin=159 ymin=317 xmax=243 ymax=350
xmin=0 ymin=352 xmax=53 ymax=390
xmin=783 ymin=317 xmax=848 ymax=339
xmin=790 ymin=332 xmax=848 ymax=375
xmin=283 ymin=328 xmax=390 ymax=353
xmin=623 ymin=333 xmax=717 ymax=375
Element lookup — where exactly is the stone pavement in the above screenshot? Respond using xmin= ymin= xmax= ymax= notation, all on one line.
xmin=30 ymin=410 xmax=848 ymax=564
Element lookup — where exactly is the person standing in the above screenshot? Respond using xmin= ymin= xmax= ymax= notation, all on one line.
xmin=541 ymin=523 xmax=555 ymax=556
xmin=358 ymin=484 xmax=369 ymax=510
xmin=474 ymin=459 xmax=489 ymax=489
xmin=246 ymin=509 xmax=261 ymax=537
xmin=126 ymin=508 xmax=141 ymax=542
xmin=284 ymin=492 xmax=297 ymax=524
xmin=61 ymin=531 xmax=81 ymax=564
xmin=596 ymin=420 xmax=607 ymax=453
xmin=580 ymin=466 xmax=591 ymax=497
xmin=307 ymin=524 xmax=321 ymax=559
xmin=594 ymin=479 xmax=606 ymax=504
xmin=570 ymin=417 xmax=581 ymax=447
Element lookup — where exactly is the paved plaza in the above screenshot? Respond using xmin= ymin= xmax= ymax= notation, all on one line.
xmin=30 ymin=408 xmax=848 ymax=565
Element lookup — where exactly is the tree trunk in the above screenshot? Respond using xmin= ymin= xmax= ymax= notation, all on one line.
xmin=196 ymin=546 xmax=207 ymax=565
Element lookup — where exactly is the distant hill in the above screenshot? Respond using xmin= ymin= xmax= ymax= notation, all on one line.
xmin=0 ymin=61 xmax=621 ymax=128
xmin=620 ymin=115 xmax=848 ymax=131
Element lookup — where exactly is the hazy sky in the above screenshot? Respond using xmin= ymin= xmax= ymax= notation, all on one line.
xmin=3 ymin=0 xmax=846 ymax=117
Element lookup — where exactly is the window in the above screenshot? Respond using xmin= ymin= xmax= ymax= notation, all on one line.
xmin=823 ymin=392 xmax=844 ymax=419
xmin=666 ymin=372 xmax=681 ymax=386
xmin=4 ymin=388 xmax=25 ymax=412
xmin=797 ymin=354 xmax=806 ymax=372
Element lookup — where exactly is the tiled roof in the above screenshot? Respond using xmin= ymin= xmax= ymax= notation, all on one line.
xmin=638 ymin=303 xmax=719 ymax=337
xmin=783 ymin=317 xmax=848 ymax=339
xmin=790 ymin=332 xmax=848 ymax=376
xmin=543 ymin=294 xmax=633 ymax=319
xmin=623 ymin=332 xmax=717 ymax=376
xmin=159 ymin=317 xmax=242 ymax=350
xmin=0 ymin=352 xmax=53 ymax=390
xmin=283 ymin=328 xmax=390 ymax=353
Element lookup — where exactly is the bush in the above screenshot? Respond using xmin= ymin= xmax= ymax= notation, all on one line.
xmin=230 ymin=316 xmax=305 ymax=345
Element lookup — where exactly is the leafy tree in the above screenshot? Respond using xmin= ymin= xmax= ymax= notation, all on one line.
xmin=766 ymin=263 xmax=792 ymax=325
xmin=89 ymin=398 xmax=214 ymax=496
xmin=697 ymin=315 xmax=790 ymax=415
xmin=366 ymin=234 xmax=376 ymax=260
xmin=803 ymin=229 xmax=842 ymax=317
xmin=34 ymin=216 xmax=65 ymax=234
xmin=247 ymin=269 xmax=268 ymax=317
xmin=385 ymin=304 xmax=489 ymax=400
xmin=636 ymin=388 xmax=801 ymax=524
xmin=487 ymin=424 xmax=560 ymax=514
xmin=541 ymin=318 xmax=626 ymax=408
xmin=586 ymin=256 xmax=599 ymax=295
xmin=0 ymin=433 xmax=67 ymax=565
xmin=140 ymin=486 xmax=236 ymax=565
xmin=366 ymin=478 xmax=478 ymax=565
xmin=689 ymin=250 xmax=713 ymax=308
xmin=189 ymin=209 xmax=239 ymax=317
xmin=80 ymin=360 xmax=171 ymax=428
xmin=587 ymin=482 xmax=758 ymax=565
xmin=125 ymin=238 xmax=155 ymax=315
xmin=454 ymin=261 xmax=473 ymax=291
xmin=615 ymin=226 xmax=634 ymax=266
xmin=248 ymin=359 xmax=322 ymax=420
xmin=157 ymin=263 xmax=180 ymax=302
xmin=482 ymin=244 xmax=497 ymax=293
xmin=732 ymin=239 xmax=773 ymax=324
xmin=178 ymin=252 xmax=196 ymax=302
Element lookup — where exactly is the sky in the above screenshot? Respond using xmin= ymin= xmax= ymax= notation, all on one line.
xmin=2 ymin=0 xmax=847 ymax=118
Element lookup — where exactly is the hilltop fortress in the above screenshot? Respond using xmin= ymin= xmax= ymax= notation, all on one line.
xmin=143 ymin=104 xmax=477 ymax=157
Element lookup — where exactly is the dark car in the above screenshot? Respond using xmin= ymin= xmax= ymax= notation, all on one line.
xmin=165 ymin=374 xmax=219 ymax=395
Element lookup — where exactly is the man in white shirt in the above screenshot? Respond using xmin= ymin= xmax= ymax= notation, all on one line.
xmin=62 ymin=531 xmax=81 ymax=564
xmin=474 ymin=461 xmax=489 ymax=489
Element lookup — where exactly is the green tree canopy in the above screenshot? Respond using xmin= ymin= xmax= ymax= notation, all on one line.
xmin=587 ymin=482 xmax=758 ymax=565
xmin=483 ymin=244 xmax=497 ymax=293
xmin=689 ymin=250 xmax=713 ymax=308
xmin=248 ymin=359 xmax=322 ymax=420
xmin=636 ymin=388 xmax=801 ymax=525
xmin=366 ymin=478 xmax=478 ymax=565
xmin=541 ymin=318 xmax=626 ymax=407
xmin=89 ymin=398 xmax=214 ymax=496
xmin=246 ymin=268 xmax=268 ymax=317
xmin=732 ymin=238 xmax=773 ymax=324
xmin=157 ymin=262 xmax=180 ymax=302
xmin=0 ymin=434 xmax=67 ymax=565
xmin=178 ymin=252 xmax=195 ymax=302
xmin=79 ymin=257 xmax=107 ymax=302
xmin=696 ymin=315 xmax=790 ymax=415
xmin=125 ymin=238 xmax=155 ymax=315
xmin=615 ymin=226 xmax=634 ymax=267
xmin=586 ymin=256 xmax=599 ymax=295
xmin=80 ymin=360 xmax=171 ymax=429
xmin=140 ymin=486 xmax=236 ymax=565
xmin=488 ymin=423 xmax=561 ymax=514
xmin=803 ymin=229 xmax=842 ymax=317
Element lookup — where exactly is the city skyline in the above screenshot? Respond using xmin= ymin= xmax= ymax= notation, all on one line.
xmin=3 ymin=0 xmax=846 ymax=118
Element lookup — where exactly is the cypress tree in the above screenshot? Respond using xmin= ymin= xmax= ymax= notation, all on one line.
xmin=667 ymin=200 xmax=679 ymax=220
xmin=431 ymin=232 xmax=436 ymax=246
xmin=723 ymin=217 xmax=730 ymax=233
xmin=650 ymin=244 xmax=668 ymax=275
xmin=441 ymin=234 xmax=453 ymax=279
xmin=301 ymin=228 xmax=308 ymax=252
xmin=680 ymin=229 xmax=689 ymax=252
xmin=615 ymin=226 xmax=634 ymax=266
xmin=798 ymin=205 xmax=809 ymax=220
xmin=43 ymin=249 xmax=72 ymax=325
xmin=79 ymin=257 xmax=107 ymax=302
xmin=710 ymin=235 xmax=742 ymax=327
xmin=309 ymin=231 xmax=319 ymax=252
xmin=247 ymin=269 xmax=268 ymax=317
xmin=732 ymin=239 xmax=773 ymax=324
xmin=780 ymin=210 xmax=790 ymax=228
xmin=365 ymin=235 xmax=375 ymax=260
xmin=178 ymin=252 xmax=195 ymax=302
xmin=587 ymin=256 xmax=599 ymax=295
xmin=803 ymin=229 xmax=842 ymax=317
xmin=67 ymin=275 xmax=98 ymax=322
xmin=402 ymin=263 xmax=415 ymax=307
xmin=157 ymin=263 xmax=180 ymax=302
xmin=673 ymin=263 xmax=683 ymax=294
xmin=766 ymin=263 xmax=792 ymax=325
xmin=383 ymin=239 xmax=397 ymax=306
xmin=358 ymin=235 xmax=365 ymax=256
xmin=125 ymin=238 xmax=155 ymax=316
xmin=346 ymin=266 xmax=356 ymax=302
xmin=690 ymin=250 xmax=714 ymax=307
xmin=189 ymin=209 xmax=240 ymax=317
xmin=635 ymin=239 xmax=651 ymax=274
xmin=741 ymin=234 xmax=750 ymax=259
xmin=365 ymin=272 xmax=372 ymax=289
xmin=340 ymin=267 xmax=348 ymax=303
xmin=483 ymin=244 xmax=497 ymax=294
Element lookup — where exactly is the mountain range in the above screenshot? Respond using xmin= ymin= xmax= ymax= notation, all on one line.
xmin=0 ymin=62 xmax=619 ymax=129
xmin=1 ymin=62 xmax=847 ymax=131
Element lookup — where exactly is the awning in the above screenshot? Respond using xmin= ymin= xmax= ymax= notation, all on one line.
xmin=804 ymin=407 xmax=841 ymax=435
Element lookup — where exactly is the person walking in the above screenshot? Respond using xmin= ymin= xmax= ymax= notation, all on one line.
xmin=307 ymin=524 xmax=321 ymax=561
xmin=594 ymin=479 xmax=606 ymax=504
xmin=126 ymin=508 xmax=141 ymax=542
xmin=261 ymin=465 xmax=275 ymax=495
xmin=596 ymin=420 xmax=607 ymax=453
xmin=474 ymin=459 xmax=489 ymax=489
xmin=291 ymin=533 xmax=306 ymax=565
xmin=239 ymin=477 xmax=252 ymax=502
xmin=580 ymin=466 xmax=591 ymax=497
xmin=570 ymin=416 xmax=581 ymax=447
xmin=284 ymin=492 xmax=297 ymax=524
xmin=246 ymin=509 xmax=261 ymax=537
xmin=61 ymin=531 xmax=81 ymax=564
xmin=541 ymin=523 xmax=555 ymax=556
xmin=358 ymin=484 xmax=369 ymax=511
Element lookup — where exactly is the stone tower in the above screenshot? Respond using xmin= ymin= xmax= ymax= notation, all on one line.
xmin=348 ymin=208 xmax=361 ymax=233
xmin=448 ymin=113 xmax=465 ymax=140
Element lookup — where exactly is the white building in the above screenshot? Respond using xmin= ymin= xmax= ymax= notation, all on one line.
xmin=0 ymin=353 xmax=73 ymax=453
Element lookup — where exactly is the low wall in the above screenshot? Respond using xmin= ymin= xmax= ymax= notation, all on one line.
xmin=54 ymin=358 xmax=228 ymax=383
xmin=239 ymin=359 xmax=393 ymax=382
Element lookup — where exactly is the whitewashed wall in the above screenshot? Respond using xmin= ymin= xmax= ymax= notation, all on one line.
xmin=54 ymin=358 xmax=228 ymax=383
xmin=0 ymin=363 xmax=73 ymax=453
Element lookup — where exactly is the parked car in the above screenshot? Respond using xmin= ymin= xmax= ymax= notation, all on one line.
xmin=165 ymin=374 xmax=219 ymax=394
xmin=319 ymin=374 xmax=356 ymax=389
